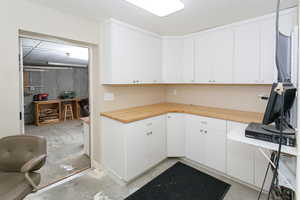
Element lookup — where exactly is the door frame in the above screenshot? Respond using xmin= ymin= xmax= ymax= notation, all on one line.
xmin=19 ymin=37 xmax=25 ymax=134
xmin=18 ymin=32 xmax=95 ymax=179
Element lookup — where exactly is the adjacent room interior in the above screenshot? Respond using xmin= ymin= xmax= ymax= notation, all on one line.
xmin=21 ymin=37 xmax=91 ymax=187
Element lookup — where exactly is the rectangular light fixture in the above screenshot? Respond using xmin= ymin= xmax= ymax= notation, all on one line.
xmin=125 ymin=0 xmax=184 ymax=17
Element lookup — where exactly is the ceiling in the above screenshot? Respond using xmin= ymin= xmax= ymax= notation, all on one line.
xmin=22 ymin=38 xmax=89 ymax=67
xmin=27 ymin=0 xmax=298 ymax=35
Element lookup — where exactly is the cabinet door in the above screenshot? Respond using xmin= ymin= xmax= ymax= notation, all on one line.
xmin=183 ymin=37 xmax=195 ymax=83
xmin=162 ymin=38 xmax=183 ymax=83
xmin=204 ymin=127 xmax=227 ymax=173
xmin=111 ymin=23 xmax=139 ymax=83
xmin=254 ymin=148 xmax=272 ymax=191
xmin=195 ymin=33 xmax=213 ymax=83
xmin=260 ymin=18 xmax=277 ymax=84
xmin=234 ymin=22 xmax=260 ymax=83
xmin=227 ymin=140 xmax=255 ymax=185
xmin=227 ymin=122 xmax=255 ymax=185
xmin=167 ymin=113 xmax=185 ymax=157
xmin=185 ymin=115 xmax=205 ymax=164
xmin=110 ymin=22 xmax=161 ymax=84
xmin=212 ymin=29 xmax=234 ymax=83
xmin=147 ymin=116 xmax=167 ymax=166
xmin=125 ymin=121 xmax=148 ymax=181
xmin=139 ymin=34 xmax=162 ymax=83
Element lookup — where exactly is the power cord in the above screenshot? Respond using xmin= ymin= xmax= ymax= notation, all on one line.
xmin=257 ymin=162 xmax=271 ymax=199
xmin=267 ymin=90 xmax=285 ymax=200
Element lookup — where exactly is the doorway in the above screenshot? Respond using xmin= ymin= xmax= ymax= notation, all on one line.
xmin=19 ymin=35 xmax=91 ymax=188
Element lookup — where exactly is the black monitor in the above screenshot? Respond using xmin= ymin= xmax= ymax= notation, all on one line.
xmin=262 ymin=83 xmax=297 ymax=135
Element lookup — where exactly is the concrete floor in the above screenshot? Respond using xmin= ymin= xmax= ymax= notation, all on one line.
xmin=25 ymin=159 xmax=267 ymax=200
xmin=25 ymin=120 xmax=91 ymax=187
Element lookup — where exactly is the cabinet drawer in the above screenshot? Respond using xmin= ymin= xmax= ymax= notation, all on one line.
xmin=227 ymin=121 xmax=248 ymax=132
xmin=125 ymin=115 xmax=165 ymax=130
xmin=197 ymin=116 xmax=227 ymax=130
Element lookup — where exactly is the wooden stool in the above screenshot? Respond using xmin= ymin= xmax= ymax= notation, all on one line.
xmin=63 ymin=104 xmax=74 ymax=121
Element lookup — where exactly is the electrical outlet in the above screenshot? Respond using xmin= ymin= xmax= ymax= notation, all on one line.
xmin=173 ymin=89 xmax=177 ymax=95
xmin=104 ymin=93 xmax=114 ymax=101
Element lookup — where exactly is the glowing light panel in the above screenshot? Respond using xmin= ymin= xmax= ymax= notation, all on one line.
xmin=125 ymin=0 xmax=184 ymax=17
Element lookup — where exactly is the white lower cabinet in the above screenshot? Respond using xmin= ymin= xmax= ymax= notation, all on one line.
xmin=227 ymin=140 xmax=272 ymax=189
xmin=186 ymin=114 xmax=206 ymax=164
xmin=166 ymin=113 xmax=185 ymax=157
xmin=102 ymin=115 xmax=167 ymax=182
xmin=125 ymin=120 xmax=149 ymax=181
xmin=227 ymin=122 xmax=255 ymax=185
xmin=227 ymin=121 xmax=273 ymax=190
xmin=126 ymin=115 xmax=167 ymax=180
xmin=254 ymin=148 xmax=273 ymax=191
xmin=103 ymin=113 xmax=273 ymax=189
xmin=147 ymin=116 xmax=167 ymax=167
xmin=227 ymin=140 xmax=255 ymax=185
xmin=185 ymin=114 xmax=227 ymax=173
xmin=204 ymin=125 xmax=227 ymax=173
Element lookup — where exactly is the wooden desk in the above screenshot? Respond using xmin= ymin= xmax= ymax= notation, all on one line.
xmin=34 ymin=98 xmax=81 ymax=126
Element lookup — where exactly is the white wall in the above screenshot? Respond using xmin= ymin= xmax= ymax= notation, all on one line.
xmin=166 ymin=85 xmax=270 ymax=113
xmin=0 ymin=0 xmax=100 ymax=160
xmin=0 ymin=0 xmax=166 ymax=165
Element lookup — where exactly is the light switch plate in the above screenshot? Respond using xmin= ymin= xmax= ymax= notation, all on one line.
xmin=104 ymin=93 xmax=114 ymax=101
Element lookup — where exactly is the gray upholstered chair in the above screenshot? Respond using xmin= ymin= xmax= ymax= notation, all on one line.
xmin=0 ymin=135 xmax=47 ymax=200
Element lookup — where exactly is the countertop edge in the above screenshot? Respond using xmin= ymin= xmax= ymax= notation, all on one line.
xmin=100 ymin=103 xmax=263 ymax=124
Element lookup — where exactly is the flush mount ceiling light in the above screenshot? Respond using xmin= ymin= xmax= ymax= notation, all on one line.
xmin=125 ymin=0 xmax=184 ymax=17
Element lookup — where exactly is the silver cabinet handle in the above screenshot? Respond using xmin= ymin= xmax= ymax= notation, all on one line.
xmin=146 ymin=123 xmax=152 ymax=126
xmin=146 ymin=131 xmax=152 ymax=136
xmin=200 ymin=121 xmax=208 ymax=125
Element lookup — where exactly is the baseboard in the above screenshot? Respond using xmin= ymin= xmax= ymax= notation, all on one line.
xmin=103 ymin=166 xmax=127 ymax=186
xmin=180 ymin=158 xmax=268 ymax=193
xmin=91 ymin=159 xmax=103 ymax=171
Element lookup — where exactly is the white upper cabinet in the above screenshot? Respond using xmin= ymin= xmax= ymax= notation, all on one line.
xmin=195 ymin=28 xmax=234 ymax=83
xmin=234 ymin=22 xmax=261 ymax=84
xmin=162 ymin=37 xmax=195 ymax=83
xmin=195 ymin=32 xmax=214 ymax=83
xmin=212 ymin=29 xmax=234 ymax=83
xmin=102 ymin=8 xmax=296 ymax=85
xmin=102 ymin=19 xmax=161 ymax=84
xmin=162 ymin=38 xmax=183 ymax=83
xmin=182 ymin=37 xmax=195 ymax=83
xmin=260 ymin=18 xmax=277 ymax=84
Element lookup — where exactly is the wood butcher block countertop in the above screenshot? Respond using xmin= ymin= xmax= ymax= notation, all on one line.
xmin=101 ymin=103 xmax=264 ymax=124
